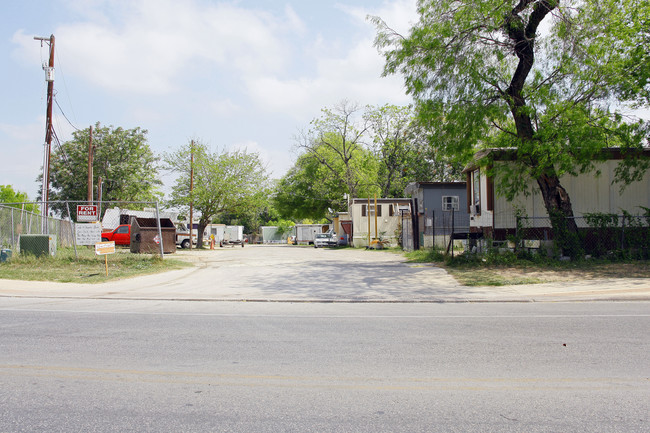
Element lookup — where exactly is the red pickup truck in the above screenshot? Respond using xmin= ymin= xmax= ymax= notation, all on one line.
xmin=101 ymin=224 xmax=131 ymax=246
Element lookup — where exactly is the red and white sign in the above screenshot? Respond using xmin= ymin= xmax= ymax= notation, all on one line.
xmin=77 ymin=205 xmax=98 ymax=222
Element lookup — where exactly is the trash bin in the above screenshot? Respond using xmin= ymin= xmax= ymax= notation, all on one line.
xmin=130 ymin=217 xmax=176 ymax=254
xmin=0 ymin=249 xmax=12 ymax=262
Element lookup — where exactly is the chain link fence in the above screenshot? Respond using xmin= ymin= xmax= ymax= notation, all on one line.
xmin=419 ymin=209 xmax=471 ymax=250
xmin=0 ymin=201 xmax=174 ymax=260
xmin=517 ymin=214 xmax=650 ymax=258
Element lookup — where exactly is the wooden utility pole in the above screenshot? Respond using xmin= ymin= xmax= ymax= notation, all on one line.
xmin=34 ymin=34 xmax=55 ymax=221
xmin=87 ymin=126 xmax=93 ymax=203
xmin=189 ymin=140 xmax=194 ymax=250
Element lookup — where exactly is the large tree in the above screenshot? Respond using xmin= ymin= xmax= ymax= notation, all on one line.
xmin=273 ymin=152 xmax=357 ymax=221
xmin=372 ymin=0 xmax=650 ymax=245
xmin=164 ymin=141 xmax=270 ymax=246
xmin=296 ymin=100 xmax=378 ymax=199
xmin=365 ymin=104 xmax=463 ymax=196
xmin=42 ymin=122 xmax=161 ymax=216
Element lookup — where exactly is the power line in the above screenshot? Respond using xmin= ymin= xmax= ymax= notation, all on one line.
xmin=54 ymin=93 xmax=80 ymax=131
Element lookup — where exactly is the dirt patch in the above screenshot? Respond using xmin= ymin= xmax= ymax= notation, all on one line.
xmin=445 ymin=262 xmax=650 ymax=286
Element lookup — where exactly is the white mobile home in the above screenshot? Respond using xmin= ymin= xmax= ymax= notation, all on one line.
xmin=349 ymin=198 xmax=412 ymax=248
xmin=464 ymin=148 xmax=650 ymax=240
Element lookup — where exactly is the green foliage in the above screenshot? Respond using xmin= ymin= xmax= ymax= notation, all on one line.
xmin=42 ymin=122 xmax=162 ymax=216
xmin=372 ymin=0 xmax=650 ymax=224
xmin=547 ymin=210 xmax=583 ymax=259
xmin=404 ymin=248 xmax=445 ymax=263
xmin=164 ymin=141 xmax=271 ymax=243
xmin=267 ymin=219 xmax=295 ymax=236
xmin=0 ymin=185 xmax=38 ymax=212
xmin=272 ymin=153 xmax=348 ymax=221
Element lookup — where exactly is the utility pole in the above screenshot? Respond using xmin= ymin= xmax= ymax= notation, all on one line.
xmin=97 ymin=176 xmax=103 ymax=218
xmin=34 ymin=34 xmax=55 ymax=226
xmin=87 ymin=126 xmax=93 ymax=203
xmin=189 ymin=140 xmax=194 ymax=250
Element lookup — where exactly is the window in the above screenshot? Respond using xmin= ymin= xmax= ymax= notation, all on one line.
xmin=363 ymin=204 xmax=382 ymax=216
xmin=442 ymin=196 xmax=459 ymax=211
xmin=116 ymin=226 xmax=129 ymax=234
xmin=472 ymin=169 xmax=481 ymax=214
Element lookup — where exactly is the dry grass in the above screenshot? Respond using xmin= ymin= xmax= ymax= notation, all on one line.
xmin=444 ymin=262 xmax=650 ymax=286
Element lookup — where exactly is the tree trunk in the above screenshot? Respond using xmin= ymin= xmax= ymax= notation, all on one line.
xmin=536 ymin=173 xmax=578 ymax=231
xmin=197 ymin=220 xmax=209 ymax=248
xmin=503 ymin=1 xmax=580 ymax=253
xmin=536 ymin=172 xmax=582 ymax=257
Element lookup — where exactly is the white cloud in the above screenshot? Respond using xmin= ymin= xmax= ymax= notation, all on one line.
xmin=16 ymin=0 xmax=296 ymax=95
xmin=243 ymin=0 xmax=417 ymax=119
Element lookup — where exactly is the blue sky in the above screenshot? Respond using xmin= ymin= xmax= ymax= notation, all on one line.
xmin=1 ymin=0 xmax=417 ymax=199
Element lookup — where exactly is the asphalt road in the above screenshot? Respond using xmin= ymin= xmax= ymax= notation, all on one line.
xmin=1 ymin=299 xmax=648 ymax=432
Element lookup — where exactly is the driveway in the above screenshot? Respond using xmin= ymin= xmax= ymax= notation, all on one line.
xmin=0 ymin=245 xmax=648 ymax=302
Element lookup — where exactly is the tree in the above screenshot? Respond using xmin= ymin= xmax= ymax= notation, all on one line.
xmin=373 ymin=0 xmax=650 ymax=253
xmin=365 ymin=104 xmax=463 ymax=197
xmin=164 ymin=141 xmax=271 ymax=246
xmin=42 ymin=122 xmax=162 ymax=216
xmin=296 ymin=100 xmax=379 ymax=199
xmin=273 ymin=153 xmax=351 ymax=221
xmin=0 ymin=185 xmax=38 ymax=212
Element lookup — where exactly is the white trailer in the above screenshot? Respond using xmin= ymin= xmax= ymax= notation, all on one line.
xmin=295 ymin=224 xmax=330 ymax=245
xmin=220 ymin=225 xmax=245 ymax=247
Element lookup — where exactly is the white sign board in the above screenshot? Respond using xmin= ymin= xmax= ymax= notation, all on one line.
xmin=75 ymin=223 xmax=102 ymax=246
xmin=95 ymin=241 xmax=115 ymax=255
xmin=77 ymin=205 xmax=98 ymax=222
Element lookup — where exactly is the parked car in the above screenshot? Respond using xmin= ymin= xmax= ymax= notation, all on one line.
xmin=101 ymin=224 xmax=131 ymax=246
xmin=314 ymin=232 xmax=337 ymax=248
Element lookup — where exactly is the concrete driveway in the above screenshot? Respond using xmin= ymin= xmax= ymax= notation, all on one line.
xmin=0 ymin=245 xmax=648 ymax=302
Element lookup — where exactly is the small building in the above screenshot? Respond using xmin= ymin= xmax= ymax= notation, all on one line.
xmin=404 ymin=182 xmax=469 ymax=248
xmin=332 ymin=212 xmax=352 ymax=246
xmin=349 ymin=198 xmax=412 ymax=248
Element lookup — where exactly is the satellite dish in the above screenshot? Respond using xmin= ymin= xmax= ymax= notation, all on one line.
xmin=328 ymin=207 xmax=334 ymax=214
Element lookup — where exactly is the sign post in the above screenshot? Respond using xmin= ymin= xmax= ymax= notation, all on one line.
xmin=95 ymin=241 xmax=115 ymax=276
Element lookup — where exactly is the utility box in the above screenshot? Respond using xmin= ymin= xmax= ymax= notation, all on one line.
xmin=130 ymin=218 xmax=176 ymax=254
xmin=19 ymin=234 xmax=57 ymax=257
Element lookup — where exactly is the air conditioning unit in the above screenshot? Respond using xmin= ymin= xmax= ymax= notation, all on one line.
xmin=19 ymin=234 xmax=57 ymax=257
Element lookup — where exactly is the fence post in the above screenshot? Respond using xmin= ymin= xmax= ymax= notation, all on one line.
xmin=621 ymin=214 xmax=625 ymax=251
xmin=431 ymin=210 xmax=435 ymax=250
xmin=451 ymin=208 xmax=455 ymax=258
xmin=66 ymin=201 xmax=78 ymax=260
xmin=11 ymin=206 xmax=15 ymax=249
xmin=155 ymin=201 xmax=164 ymax=258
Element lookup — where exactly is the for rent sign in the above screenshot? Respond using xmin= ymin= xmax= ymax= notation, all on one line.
xmin=77 ymin=205 xmax=98 ymax=222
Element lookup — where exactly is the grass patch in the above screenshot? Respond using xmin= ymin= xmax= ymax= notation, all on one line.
xmin=0 ymin=247 xmax=192 ymax=283
xmin=404 ymin=248 xmax=650 ymax=286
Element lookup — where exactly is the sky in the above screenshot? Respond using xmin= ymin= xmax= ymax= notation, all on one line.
xmin=1 ymin=0 xmax=418 ymax=199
